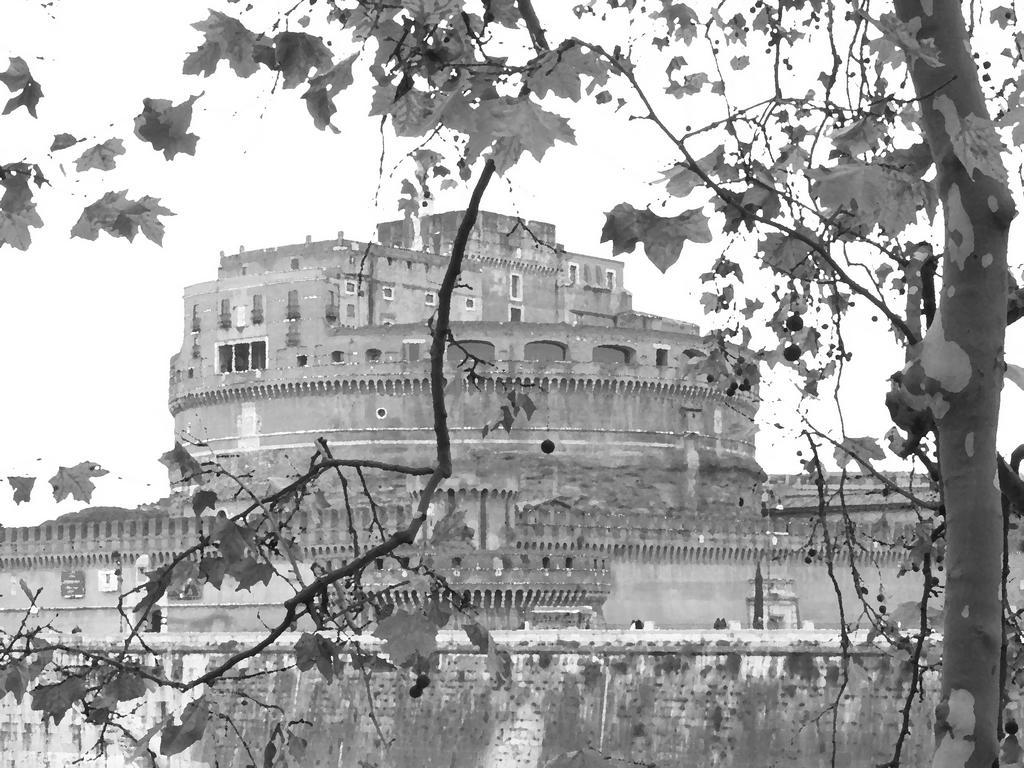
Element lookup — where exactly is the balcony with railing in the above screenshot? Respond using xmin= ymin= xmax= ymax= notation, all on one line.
xmin=218 ymin=312 xmax=231 ymax=329
xmin=325 ymin=303 xmax=339 ymax=322
xmin=285 ymin=303 xmax=301 ymax=321
xmin=251 ymin=308 xmax=264 ymax=325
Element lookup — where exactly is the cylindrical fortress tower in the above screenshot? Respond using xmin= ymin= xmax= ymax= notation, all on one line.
xmin=165 ymin=210 xmax=764 ymax=628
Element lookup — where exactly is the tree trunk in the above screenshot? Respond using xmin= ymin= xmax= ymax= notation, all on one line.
xmin=894 ymin=3 xmax=1016 ymax=766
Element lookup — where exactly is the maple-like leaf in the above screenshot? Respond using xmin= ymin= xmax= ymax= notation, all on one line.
xmin=159 ymin=441 xmax=203 ymax=482
xmin=0 ymin=166 xmax=44 ymax=250
xmin=160 ymin=697 xmax=209 ymax=756
xmin=465 ymin=96 xmax=576 ymax=174
xmin=2 ymin=662 xmax=31 ymax=703
xmin=600 ymin=203 xmax=712 ymax=272
xmin=30 ymin=677 xmax=87 ymax=724
xmin=660 ymin=1 xmax=700 ymax=44
xmin=96 ymin=672 xmax=152 ymax=708
xmin=302 ymin=54 xmax=356 ymax=132
xmin=133 ymin=95 xmax=200 ymax=160
xmin=809 ymin=161 xmax=930 ymax=235
xmin=526 ymin=45 xmax=610 ymax=102
xmin=183 ymin=11 xmax=262 ymax=78
xmin=49 ymin=133 xmax=80 ymax=151
xmin=49 ymin=461 xmax=108 ymax=503
xmin=229 ymin=556 xmax=274 ymax=591
xmin=294 ymin=633 xmax=343 ymax=681
xmin=863 ymin=12 xmax=942 ymax=68
xmin=374 ymin=610 xmax=438 ymax=666
xmin=273 ymin=31 xmax=333 ymax=89
xmin=71 ymin=191 xmax=175 ymax=245
xmin=74 ymin=139 xmax=125 ymax=173
xmin=191 ymin=488 xmax=218 ymax=515
xmin=834 ymin=436 xmax=886 ymax=470
xmin=7 ymin=476 xmax=34 ymax=504
xmin=199 ymin=556 xmax=227 ymax=589
xmin=830 ymin=117 xmax=883 ymax=157
xmin=661 ymin=147 xmax=724 ymax=198
xmin=0 ymin=57 xmax=42 ymax=117
xmin=758 ymin=232 xmax=818 ymax=281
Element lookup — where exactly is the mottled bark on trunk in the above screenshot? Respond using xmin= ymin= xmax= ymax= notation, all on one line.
xmin=894 ymin=2 xmax=1016 ymax=767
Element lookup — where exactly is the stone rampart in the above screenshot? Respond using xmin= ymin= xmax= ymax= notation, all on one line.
xmin=0 ymin=631 xmax=937 ymax=768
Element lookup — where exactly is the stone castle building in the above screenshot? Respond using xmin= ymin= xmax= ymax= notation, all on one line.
xmin=0 ymin=211 xmax=948 ymax=634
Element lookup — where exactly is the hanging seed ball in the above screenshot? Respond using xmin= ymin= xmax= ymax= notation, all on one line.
xmin=541 ymin=439 xmax=555 ymax=454
xmin=409 ymin=685 xmax=423 ymax=699
xmin=785 ymin=313 xmax=804 ymax=332
xmin=416 ymin=674 xmax=431 ymax=688
xmin=783 ymin=344 xmax=802 ymax=362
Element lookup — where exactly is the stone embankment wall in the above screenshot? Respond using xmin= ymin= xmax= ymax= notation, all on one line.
xmin=0 ymin=631 xmax=937 ymax=768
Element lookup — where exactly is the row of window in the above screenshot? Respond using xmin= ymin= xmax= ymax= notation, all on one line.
xmin=214 ymin=339 xmax=679 ymax=374
xmin=215 ymin=339 xmax=676 ymax=373
xmin=197 ymin=290 xmax=479 ymax=332
xmin=566 ymin=263 xmax=616 ymax=291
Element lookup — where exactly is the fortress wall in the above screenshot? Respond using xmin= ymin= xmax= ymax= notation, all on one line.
xmin=0 ymin=632 xmax=937 ymax=768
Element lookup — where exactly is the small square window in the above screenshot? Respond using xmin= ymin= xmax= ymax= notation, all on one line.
xmin=510 ymin=306 xmax=523 ymax=322
xmin=465 ymin=297 xmax=476 ymax=309
xmin=605 ymin=270 xmax=616 ymax=290
xmin=331 ymin=350 xmax=344 ymax=363
xmin=655 ymin=348 xmax=669 ymax=367
xmin=290 ymin=258 xmax=300 ymax=270
xmin=296 ymin=355 xmax=308 ymax=367
xmin=425 ymin=291 xmax=437 ymax=306
xmin=382 ymin=286 xmax=394 ymax=300
xmin=345 ymin=280 xmax=357 ymax=295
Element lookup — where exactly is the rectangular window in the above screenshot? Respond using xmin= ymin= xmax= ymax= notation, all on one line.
xmin=251 ymin=340 xmax=266 ymax=370
xmin=605 ymin=270 xmax=616 ymax=290
xmin=583 ymin=265 xmax=591 ymax=284
xmin=655 ymin=348 xmax=669 ymax=367
xmin=191 ymin=304 xmax=200 ymax=333
xmin=290 ymin=257 xmax=300 ymax=270
xmin=233 ymin=305 xmax=247 ymax=328
xmin=233 ymin=342 xmax=250 ymax=371
xmin=346 ymin=303 xmax=355 ymax=318
xmin=510 ymin=306 xmax=523 ymax=322
xmin=425 ymin=291 xmax=437 ymax=306
xmin=510 ymin=273 xmax=522 ymax=301
xmin=568 ymin=263 xmax=579 ymax=283
xmin=252 ymin=294 xmax=263 ymax=324
xmin=345 ymin=280 xmax=357 ymax=294
xmin=286 ymin=289 xmax=300 ymax=320
xmin=382 ymin=286 xmax=394 ymax=300
xmin=219 ymin=298 xmax=231 ymax=328
xmin=296 ymin=354 xmax=308 ymax=367
xmin=331 ymin=350 xmax=344 ymax=363
xmin=218 ymin=340 xmax=266 ymax=372
xmin=404 ymin=342 xmax=421 ymax=362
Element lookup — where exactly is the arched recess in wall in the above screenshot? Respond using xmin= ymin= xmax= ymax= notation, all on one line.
xmin=446 ymin=340 xmax=495 ymax=364
xmin=524 ymin=340 xmax=567 ymax=362
xmin=592 ymin=344 xmax=635 ymax=364
xmin=366 ymin=348 xmax=382 ymax=363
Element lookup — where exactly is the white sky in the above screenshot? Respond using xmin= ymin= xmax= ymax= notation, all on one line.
xmin=2 ymin=0 xmax=1022 ymax=524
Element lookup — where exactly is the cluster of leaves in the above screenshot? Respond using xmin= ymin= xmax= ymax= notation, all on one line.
xmin=5 ymin=461 xmax=108 ymax=505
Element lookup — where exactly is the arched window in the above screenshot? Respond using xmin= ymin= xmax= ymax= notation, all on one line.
xmin=524 ymin=340 xmax=567 ymax=362
xmin=541 ymin=556 xmax=551 ymax=569
xmin=592 ymin=344 xmax=635 ymax=364
xmin=446 ymin=340 xmax=495 ymax=364
xmin=366 ymin=348 xmax=382 ymax=363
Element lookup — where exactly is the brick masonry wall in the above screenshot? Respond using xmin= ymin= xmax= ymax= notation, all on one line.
xmin=0 ymin=631 xmax=937 ymax=768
